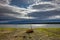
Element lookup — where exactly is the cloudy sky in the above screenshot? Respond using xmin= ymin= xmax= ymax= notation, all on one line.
xmin=0 ymin=0 xmax=60 ymax=24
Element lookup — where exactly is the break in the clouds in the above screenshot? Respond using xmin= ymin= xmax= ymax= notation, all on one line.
xmin=0 ymin=0 xmax=60 ymax=23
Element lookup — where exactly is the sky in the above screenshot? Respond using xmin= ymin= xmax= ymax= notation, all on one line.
xmin=0 ymin=0 xmax=60 ymax=24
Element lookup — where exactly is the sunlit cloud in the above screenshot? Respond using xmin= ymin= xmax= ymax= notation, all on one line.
xmin=48 ymin=15 xmax=60 ymax=19
xmin=5 ymin=13 xmax=36 ymax=19
xmin=0 ymin=0 xmax=11 ymax=4
xmin=27 ymin=2 xmax=58 ymax=11
xmin=0 ymin=3 xmax=37 ymax=19
xmin=0 ymin=4 xmax=28 ymax=18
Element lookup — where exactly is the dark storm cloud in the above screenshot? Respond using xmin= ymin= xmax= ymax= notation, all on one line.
xmin=28 ymin=10 xmax=60 ymax=20
xmin=0 ymin=0 xmax=60 ymax=23
xmin=0 ymin=4 xmax=23 ymax=21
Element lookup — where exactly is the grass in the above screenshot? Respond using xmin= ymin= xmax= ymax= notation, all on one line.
xmin=0 ymin=28 xmax=60 ymax=40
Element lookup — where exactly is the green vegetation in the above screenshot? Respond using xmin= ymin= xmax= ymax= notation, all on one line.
xmin=0 ymin=28 xmax=60 ymax=40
